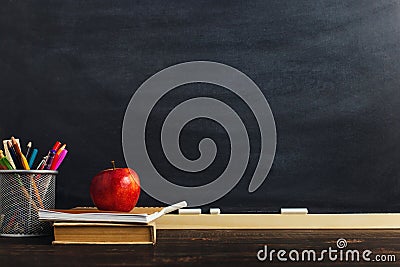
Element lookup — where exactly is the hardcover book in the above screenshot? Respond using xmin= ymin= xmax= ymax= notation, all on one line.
xmin=53 ymin=222 xmax=156 ymax=245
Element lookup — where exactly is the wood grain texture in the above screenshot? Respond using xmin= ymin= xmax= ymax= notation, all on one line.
xmin=1 ymin=230 xmax=400 ymax=266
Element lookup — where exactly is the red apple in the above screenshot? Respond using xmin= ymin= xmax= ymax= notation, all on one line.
xmin=90 ymin=161 xmax=140 ymax=212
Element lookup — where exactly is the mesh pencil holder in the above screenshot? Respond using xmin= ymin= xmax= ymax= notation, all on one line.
xmin=0 ymin=170 xmax=57 ymax=237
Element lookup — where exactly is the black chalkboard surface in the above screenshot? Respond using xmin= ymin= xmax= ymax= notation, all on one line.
xmin=1 ymin=0 xmax=400 ymax=213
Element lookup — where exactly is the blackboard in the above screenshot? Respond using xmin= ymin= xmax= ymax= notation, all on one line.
xmin=1 ymin=0 xmax=400 ymax=213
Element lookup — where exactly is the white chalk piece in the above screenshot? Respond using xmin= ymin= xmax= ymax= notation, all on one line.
xmin=210 ymin=208 xmax=221 ymax=215
xmin=280 ymin=208 xmax=309 ymax=214
xmin=178 ymin=208 xmax=202 ymax=215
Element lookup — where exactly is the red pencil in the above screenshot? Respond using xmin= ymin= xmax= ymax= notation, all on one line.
xmin=52 ymin=141 xmax=62 ymax=151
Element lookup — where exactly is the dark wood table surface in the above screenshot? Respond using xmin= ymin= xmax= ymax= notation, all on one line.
xmin=1 ymin=229 xmax=400 ymax=266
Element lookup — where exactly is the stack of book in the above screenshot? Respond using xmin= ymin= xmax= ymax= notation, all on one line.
xmin=38 ymin=201 xmax=186 ymax=245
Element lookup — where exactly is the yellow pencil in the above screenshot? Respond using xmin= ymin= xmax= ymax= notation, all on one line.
xmin=11 ymin=136 xmax=44 ymax=209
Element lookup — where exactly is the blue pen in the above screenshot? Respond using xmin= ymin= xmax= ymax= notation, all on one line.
xmin=28 ymin=148 xmax=38 ymax=169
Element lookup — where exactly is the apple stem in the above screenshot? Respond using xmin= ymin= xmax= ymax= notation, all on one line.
xmin=111 ymin=160 xmax=116 ymax=170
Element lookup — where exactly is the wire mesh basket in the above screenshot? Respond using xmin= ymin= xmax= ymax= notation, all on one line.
xmin=0 ymin=170 xmax=57 ymax=237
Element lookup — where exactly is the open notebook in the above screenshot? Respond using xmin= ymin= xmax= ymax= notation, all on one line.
xmin=38 ymin=201 xmax=187 ymax=224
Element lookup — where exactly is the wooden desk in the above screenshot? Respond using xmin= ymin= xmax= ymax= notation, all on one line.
xmin=1 ymin=229 xmax=400 ymax=266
